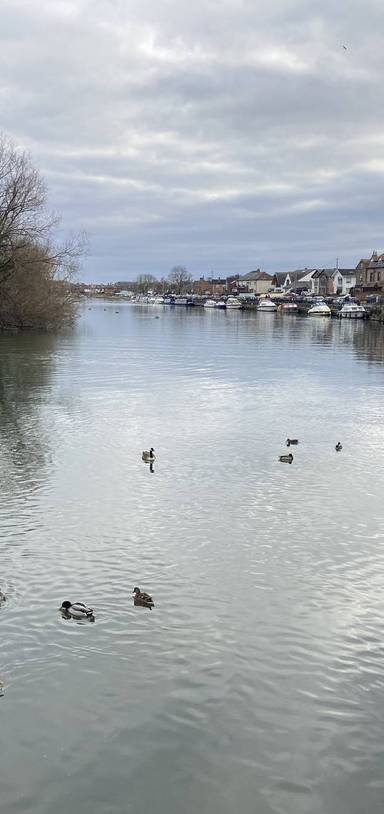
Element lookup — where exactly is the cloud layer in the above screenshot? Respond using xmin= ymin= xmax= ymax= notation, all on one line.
xmin=1 ymin=0 xmax=383 ymax=280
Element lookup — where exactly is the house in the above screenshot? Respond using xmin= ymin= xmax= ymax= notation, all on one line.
xmin=330 ymin=268 xmax=356 ymax=295
xmin=355 ymin=251 xmax=384 ymax=293
xmin=237 ymin=269 xmax=272 ymax=295
xmin=312 ymin=270 xmax=336 ymax=297
xmin=355 ymin=257 xmax=370 ymax=287
xmin=295 ymin=268 xmax=339 ymax=296
xmin=194 ymin=277 xmax=227 ymax=295
xmin=271 ymin=270 xmax=313 ymax=291
xmin=295 ymin=269 xmax=319 ymax=292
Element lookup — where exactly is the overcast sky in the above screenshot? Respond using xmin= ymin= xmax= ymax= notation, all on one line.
xmin=1 ymin=0 xmax=383 ymax=281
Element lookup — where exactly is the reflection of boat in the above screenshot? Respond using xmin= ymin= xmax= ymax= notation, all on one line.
xmin=204 ymin=299 xmax=217 ymax=308
xmin=226 ymin=296 xmax=242 ymax=309
xmin=257 ymin=297 xmax=277 ymax=312
xmin=308 ymin=302 xmax=331 ymax=317
xmin=339 ymin=302 xmax=367 ymax=319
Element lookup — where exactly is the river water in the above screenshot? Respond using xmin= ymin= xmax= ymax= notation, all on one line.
xmin=1 ymin=302 xmax=384 ymax=814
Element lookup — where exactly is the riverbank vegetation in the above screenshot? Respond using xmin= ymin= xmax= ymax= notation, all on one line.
xmin=0 ymin=134 xmax=82 ymax=330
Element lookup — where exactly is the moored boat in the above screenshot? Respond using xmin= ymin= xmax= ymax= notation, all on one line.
xmin=338 ymin=302 xmax=367 ymax=319
xmin=308 ymin=302 xmax=331 ymax=317
xmin=226 ymin=296 xmax=242 ymax=309
xmin=216 ymin=300 xmax=226 ymax=309
xmin=257 ymin=297 xmax=277 ymax=312
xmin=175 ymin=297 xmax=195 ymax=306
xmin=204 ymin=299 xmax=217 ymax=308
xmin=280 ymin=302 xmax=298 ymax=313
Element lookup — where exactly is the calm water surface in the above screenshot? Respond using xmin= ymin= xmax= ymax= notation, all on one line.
xmin=1 ymin=303 xmax=384 ymax=814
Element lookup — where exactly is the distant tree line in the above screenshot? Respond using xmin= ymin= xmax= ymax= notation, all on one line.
xmin=135 ymin=266 xmax=193 ymax=295
xmin=0 ymin=134 xmax=83 ymax=330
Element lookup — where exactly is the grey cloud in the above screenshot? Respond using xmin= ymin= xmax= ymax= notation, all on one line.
xmin=0 ymin=0 xmax=383 ymax=279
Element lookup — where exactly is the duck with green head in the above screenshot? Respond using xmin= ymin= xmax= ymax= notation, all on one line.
xmin=60 ymin=601 xmax=95 ymax=620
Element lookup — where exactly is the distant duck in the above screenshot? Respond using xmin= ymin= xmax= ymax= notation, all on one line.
xmin=133 ymin=587 xmax=154 ymax=609
xmin=0 ymin=590 xmax=6 ymax=604
xmin=60 ymin=601 xmax=94 ymax=620
xmin=142 ymin=448 xmax=155 ymax=462
xmin=286 ymin=438 xmax=298 ymax=446
xmin=279 ymin=453 xmax=293 ymax=463
xmin=335 ymin=442 xmax=343 ymax=451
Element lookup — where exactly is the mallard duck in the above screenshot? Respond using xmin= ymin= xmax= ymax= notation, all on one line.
xmin=142 ymin=448 xmax=155 ymax=462
xmin=133 ymin=587 xmax=154 ymax=609
xmin=286 ymin=438 xmax=299 ymax=446
xmin=279 ymin=453 xmax=293 ymax=463
xmin=60 ymin=601 xmax=94 ymax=620
xmin=335 ymin=442 xmax=343 ymax=451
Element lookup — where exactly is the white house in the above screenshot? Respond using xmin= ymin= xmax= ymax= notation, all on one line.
xmin=330 ymin=269 xmax=356 ymax=295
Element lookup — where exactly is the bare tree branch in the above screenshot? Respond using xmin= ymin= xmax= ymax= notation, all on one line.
xmin=0 ymin=133 xmax=85 ymax=329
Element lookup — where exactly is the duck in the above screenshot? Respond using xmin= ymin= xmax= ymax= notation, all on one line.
xmin=133 ymin=587 xmax=154 ymax=609
xmin=60 ymin=601 xmax=94 ymax=620
xmin=142 ymin=448 xmax=156 ymax=462
xmin=286 ymin=438 xmax=299 ymax=446
xmin=335 ymin=442 xmax=343 ymax=451
xmin=279 ymin=453 xmax=293 ymax=463
xmin=0 ymin=590 xmax=6 ymax=604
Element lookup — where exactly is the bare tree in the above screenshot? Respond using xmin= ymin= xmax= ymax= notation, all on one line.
xmin=168 ymin=265 xmax=192 ymax=294
xmin=0 ymin=133 xmax=84 ymax=329
xmin=135 ymin=273 xmax=157 ymax=294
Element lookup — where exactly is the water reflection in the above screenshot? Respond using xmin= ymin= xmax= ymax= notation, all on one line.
xmin=0 ymin=333 xmax=58 ymax=491
xmin=350 ymin=320 xmax=384 ymax=364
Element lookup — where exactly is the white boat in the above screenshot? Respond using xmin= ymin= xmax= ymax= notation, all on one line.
xmin=204 ymin=299 xmax=217 ymax=308
xmin=153 ymin=296 xmax=165 ymax=304
xmin=216 ymin=300 xmax=226 ymax=309
xmin=257 ymin=297 xmax=277 ymax=312
xmin=339 ymin=302 xmax=366 ymax=319
xmin=226 ymin=296 xmax=242 ymax=309
xmin=308 ymin=302 xmax=331 ymax=317
xmin=281 ymin=302 xmax=298 ymax=313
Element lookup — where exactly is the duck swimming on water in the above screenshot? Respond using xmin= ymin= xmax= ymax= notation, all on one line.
xmin=133 ymin=587 xmax=154 ymax=609
xmin=335 ymin=442 xmax=343 ymax=451
xmin=60 ymin=601 xmax=94 ymax=620
xmin=279 ymin=453 xmax=293 ymax=463
xmin=0 ymin=590 xmax=6 ymax=604
xmin=286 ymin=438 xmax=298 ymax=446
xmin=142 ymin=448 xmax=155 ymax=462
